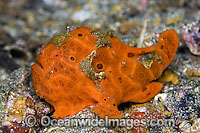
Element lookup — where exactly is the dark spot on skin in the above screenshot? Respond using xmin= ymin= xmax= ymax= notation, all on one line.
xmin=55 ymin=54 xmax=58 ymax=57
xmin=78 ymin=33 xmax=82 ymax=37
xmin=161 ymin=45 xmax=163 ymax=49
xmin=104 ymin=99 xmax=106 ymax=101
xmin=110 ymin=71 xmax=112 ymax=73
xmin=127 ymin=52 xmax=134 ymax=57
xmin=70 ymin=42 xmax=74 ymax=47
xmin=142 ymin=87 xmax=147 ymax=92
xmin=54 ymin=67 xmax=57 ymax=72
xmin=147 ymin=92 xmax=151 ymax=96
xmin=70 ymin=68 xmax=76 ymax=73
xmin=113 ymin=104 xmax=116 ymax=106
xmin=118 ymin=77 xmax=122 ymax=83
xmin=70 ymin=56 xmax=75 ymax=61
xmin=97 ymin=63 xmax=103 ymax=69
xmin=59 ymin=63 xmax=63 ymax=69
xmin=59 ymin=80 xmax=64 ymax=87
xmin=167 ymin=51 xmax=170 ymax=57
xmin=63 ymin=46 xmax=66 ymax=49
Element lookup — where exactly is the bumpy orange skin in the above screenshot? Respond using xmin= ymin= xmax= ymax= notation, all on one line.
xmin=92 ymin=30 xmax=178 ymax=117
xmin=32 ymin=28 xmax=101 ymax=118
xmin=32 ymin=27 xmax=178 ymax=118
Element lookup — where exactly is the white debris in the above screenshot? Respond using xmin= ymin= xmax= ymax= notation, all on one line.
xmin=71 ymin=10 xmax=94 ymax=22
xmin=154 ymin=93 xmax=168 ymax=102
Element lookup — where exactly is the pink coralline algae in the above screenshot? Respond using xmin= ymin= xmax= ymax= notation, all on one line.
xmin=181 ymin=20 xmax=200 ymax=55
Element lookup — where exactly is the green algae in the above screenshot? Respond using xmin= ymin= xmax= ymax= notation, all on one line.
xmin=139 ymin=51 xmax=162 ymax=69
xmin=50 ymin=32 xmax=71 ymax=47
xmin=106 ymin=30 xmax=116 ymax=38
xmin=91 ymin=31 xmax=111 ymax=48
xmin=79 ymin=51 xmax=106 ymax=87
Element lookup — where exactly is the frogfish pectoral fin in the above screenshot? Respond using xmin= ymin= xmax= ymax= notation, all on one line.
xmin=130 ymin=82 xmax=163 ymax=103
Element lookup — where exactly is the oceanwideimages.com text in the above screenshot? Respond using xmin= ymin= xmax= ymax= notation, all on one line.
xmin=25 ymin=115 xmax=175 ymax=130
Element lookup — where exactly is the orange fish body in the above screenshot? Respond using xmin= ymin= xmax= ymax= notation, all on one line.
xmin=92 ymin=30 xmax=178 ymax=117
xmin=32 ymin=27 xmax=178 ymax=118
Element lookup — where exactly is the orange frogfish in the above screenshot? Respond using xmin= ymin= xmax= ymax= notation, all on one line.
xmin=32 ymin=27 xmax=178 ymax=118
